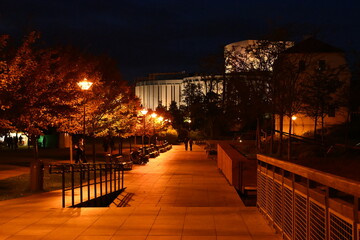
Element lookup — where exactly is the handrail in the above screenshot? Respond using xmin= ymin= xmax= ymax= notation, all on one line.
xmin=257 ymin=154 xmax=360 ymax=197
xmin=49 ymin=163 xmax=125 ymax=208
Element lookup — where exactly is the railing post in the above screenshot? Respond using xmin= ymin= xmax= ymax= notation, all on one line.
xmin=62 ymin=165 xmax=65 ymax=208
xmin=71 ymin=164 xmax=75 ymax=207
xmin=121 ymin=165 xmax=124 ymax=189
xmin=99 ymin=164 xmax=103 ymax=197
xmin=87 ymin=164 xmax=90 ymax=203
xmin=118 ymin=165 xmax=120 ymax=191
xmin=109 ymin=164 xmax=112 ymax=193
xmin=80 ymin=164 xmax=83 ymax=204
xmin=113 ymin=164 xmax=117 ymax=191
xmin=93 ymin=163 xmax=97 ymax=200
xmin=105 ymin=164 xmax=108 ymax=194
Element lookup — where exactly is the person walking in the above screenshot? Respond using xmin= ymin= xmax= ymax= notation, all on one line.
xmin=189 ymin=138 xmax=193 ymax=151
xmin=184 ymin=137 xmax=189 ymax=151
xmin=75 ymin=138 xmax=87 ymax=163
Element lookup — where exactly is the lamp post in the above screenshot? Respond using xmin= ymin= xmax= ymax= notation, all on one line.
xmin=77 ymin=78 xmax=93 ymax=161
xmin=141 ymin=109 xmax=148 ymax=149
xmin=291 ymin=115 xmax=297 ymax=135
xmin=151 ymin=113 xmax=157 ymax=145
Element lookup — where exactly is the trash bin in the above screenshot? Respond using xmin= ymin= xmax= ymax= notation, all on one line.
xmin=30 ymin=160 xmax=44 ymax=191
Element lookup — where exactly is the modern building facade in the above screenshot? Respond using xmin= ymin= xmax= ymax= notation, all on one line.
xmin=274 ymin=38 xmax=351 ymax=136
xmin=135 ymin=72 xmax=223 ymax=110
xmin=135 ymin=72 xmax=185 ymax=110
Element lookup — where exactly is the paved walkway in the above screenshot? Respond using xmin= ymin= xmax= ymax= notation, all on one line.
xmin=0 ymin=145 xmax=279 ymax=240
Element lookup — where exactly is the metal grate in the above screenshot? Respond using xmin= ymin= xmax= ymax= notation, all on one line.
xmin=309 ymin=199 xmax=326 ymax=240
xmin=329 ymin=212 xmax=353 ymax=240
xmin=265 ymin=175 xmax=274 ymax=219
xmin=257 ymin=170 xmax=263 ymax=208
xmin=257 ymin=171 xmax=267 ymax=210
xmin=294 ymin=192 xmax=307 ymax=240
xmin=283 ymin=185 xmax=293 ymax=239
xmin=273 ymin=181 xmax=283 ymax=228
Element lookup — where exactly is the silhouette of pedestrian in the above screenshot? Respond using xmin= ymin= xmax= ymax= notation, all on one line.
xmin=189 ymin=139 xmax=193 ymax=151
xmin=43 ymin=136 xmax=47 ymax=149
xmin=5 ymin=135 xmax=11 ymax=149
xmin=184 ymin=138 xmax=189 ymax=151
xmin=8 ymin=136 xmax=13 ymax=150
xmin=75 ymin=138 xmax=86 ymax=163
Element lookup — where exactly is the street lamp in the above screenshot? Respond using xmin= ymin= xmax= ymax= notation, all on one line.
xmin=77 ymin=78 xmax=93 ymax=161
xmin=140 ymin=109 xmax=148 ymax=149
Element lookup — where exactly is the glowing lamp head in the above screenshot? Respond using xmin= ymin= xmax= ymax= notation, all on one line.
xmin=77 ymin=78 xmax=93 ymax=90
xmin=291 ymin=116 xmax=297 ymax=121
xmin=151 ymin=113 xmax=157 ymax=118
xmin=141 ymin=109 xmax=148 ymax=115
xmin=158 ymin=116 xmax=164 ymax=122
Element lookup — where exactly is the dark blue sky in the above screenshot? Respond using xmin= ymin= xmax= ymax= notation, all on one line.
xmin=1 ymin=0 xmax=359 ymax=82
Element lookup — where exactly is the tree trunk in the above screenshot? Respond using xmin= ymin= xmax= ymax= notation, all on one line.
xmin=321 ymin=116 xmax=325 ymax=145
xmin=345 ymin=111 xmax=351 ymax=146
xmin=129 ymin=137 xmax=132 ymax=151
xmin=270 ymin=113 xmax=275 ymax=154
xmin=119 ymin=138 xmax=123 ymax=155
xmin=314 ymin=116 xmax=318 ymax=140
xmin=92 ymin=138 xmax=96 ymax=163
xmin=30 ymin=135 xmax=43 ymax=191
xmin=33 ymin=135 xmax=39 ymax=160
xmin=256 ymin=118 xmax=260 ymax=150
xmin=69 ymin=134 xmax=73 ymax=164
xmin=278 ymin=114 xmax=284 ymax=158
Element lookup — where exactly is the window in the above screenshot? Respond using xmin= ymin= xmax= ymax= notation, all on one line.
xmin=318 ymin=60 xmax=326 ymax=71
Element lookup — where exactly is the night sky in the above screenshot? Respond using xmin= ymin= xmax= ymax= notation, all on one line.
xmin=1 ymin=0 xmax=359 ymax=82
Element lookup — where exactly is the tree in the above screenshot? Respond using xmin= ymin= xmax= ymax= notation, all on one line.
xmin=224 ymin=39 xmax=292 ymax=148
xmin=272 ymin=54 xmax=305 ymax=159
xmin=301 ymin=63 xmax=345 ymax=142
xmin=0 ymin=32 xmax=82 ymax=147
xmin=182 ymin=80 xmax=205 ymax=132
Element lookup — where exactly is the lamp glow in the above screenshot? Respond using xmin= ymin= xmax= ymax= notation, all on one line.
xmin=141 ymin=109 xmax=148 ymax=115
xmin=77 ymin=78 xmax=93 ymax=90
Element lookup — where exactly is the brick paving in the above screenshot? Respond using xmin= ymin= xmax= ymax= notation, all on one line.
xmin=0 ymin=144 xmax=279 ymax=240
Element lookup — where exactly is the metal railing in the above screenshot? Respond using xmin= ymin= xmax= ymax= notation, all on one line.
xmin=257 ymin=154 xmax=360 ymax=240
xmin=49 ymin=163 xmax=125 ymax=208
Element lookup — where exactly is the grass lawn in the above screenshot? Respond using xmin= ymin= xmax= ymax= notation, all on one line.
xmin=0 ymin=142 xmax=135 ymax=201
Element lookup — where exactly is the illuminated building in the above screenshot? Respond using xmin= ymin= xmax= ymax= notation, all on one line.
xmin=135 ymin=72 xmax=223 ymax=110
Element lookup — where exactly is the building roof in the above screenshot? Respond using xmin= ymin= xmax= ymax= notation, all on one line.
xmin=283 ymin=37 xmax=343 ymax=54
